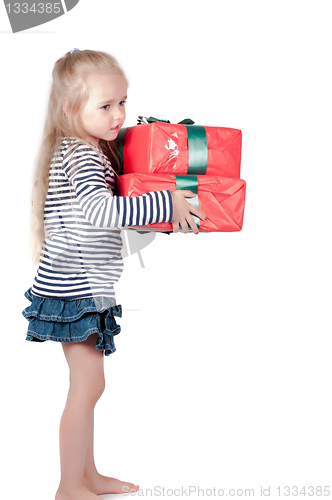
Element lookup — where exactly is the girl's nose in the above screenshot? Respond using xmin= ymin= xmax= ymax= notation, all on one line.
xmin=112 ymin=105 xmax=125 ymax=120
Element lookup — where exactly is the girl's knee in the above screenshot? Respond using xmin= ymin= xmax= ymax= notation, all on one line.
xmin=69 ymin=374 xmax=105 ymax=406
xmin=87 ymin=376 xmax=105 ymax=406
xmin=92 ymin=374 xmax=106 ymax=401
xmin=64 ymin=335 xmax=106 ymax=405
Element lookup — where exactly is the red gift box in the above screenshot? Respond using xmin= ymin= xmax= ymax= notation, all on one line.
xmin=116 ymin=173 xmax=246 ymax=232
xmin=119 ymin=121 xmax=242 ymax=178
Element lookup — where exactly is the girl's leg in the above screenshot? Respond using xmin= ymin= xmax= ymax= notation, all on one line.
xmin=55 ymin=334 xmax=138 ymax=500
xmin=84 ymin=412 xmax=139 ymax=495
xmin=55 ymin=334 xmax=105 ymax=500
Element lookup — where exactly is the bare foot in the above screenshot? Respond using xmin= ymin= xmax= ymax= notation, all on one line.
xmin=85 ymin=473 xmax=139 ymax=495
xmin=55 ymin=485 xmax=100 ymax=500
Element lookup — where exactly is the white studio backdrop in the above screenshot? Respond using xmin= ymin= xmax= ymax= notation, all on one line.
xmin=1 ymin=1 xmax=331 ymax=499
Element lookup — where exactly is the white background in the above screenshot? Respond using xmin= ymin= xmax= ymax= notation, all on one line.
xmin=1 ymin=1 xmax=331 ymax=498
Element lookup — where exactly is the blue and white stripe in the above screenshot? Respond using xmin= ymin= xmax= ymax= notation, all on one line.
xmin=31 ymin=138 xmax=173 ymax=299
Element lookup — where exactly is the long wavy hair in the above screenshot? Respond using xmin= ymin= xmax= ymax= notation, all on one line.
xmin=30 ymin=49 xmax=128 ymax=264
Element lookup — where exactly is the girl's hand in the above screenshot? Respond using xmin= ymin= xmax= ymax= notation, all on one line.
xmin=171 ymin=190 xmax=206 ymax=234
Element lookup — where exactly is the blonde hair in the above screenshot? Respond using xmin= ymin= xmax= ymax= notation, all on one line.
xmin=30 ymin=49 xmax=128 ymax=264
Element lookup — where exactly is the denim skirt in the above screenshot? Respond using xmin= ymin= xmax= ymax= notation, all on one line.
xmin=22 ymin=288 xmax=122 ymax=356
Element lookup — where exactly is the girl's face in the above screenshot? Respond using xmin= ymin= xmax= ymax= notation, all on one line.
xmin=79 ymin=72 xmax=127 ymax=145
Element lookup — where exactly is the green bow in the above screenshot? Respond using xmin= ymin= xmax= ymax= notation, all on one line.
xmin=137 ymin=116 xmax=194 ymax=125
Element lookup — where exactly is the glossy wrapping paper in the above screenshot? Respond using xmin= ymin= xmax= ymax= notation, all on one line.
xmin=120 ymin=123 xmax=242 ymax=177
xmin=116 ymin=173 xmax=246 ymax=232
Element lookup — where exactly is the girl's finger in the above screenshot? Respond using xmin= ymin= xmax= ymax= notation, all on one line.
xmin=186 ymin=203 xmax=206 ymax=221
xmin=172 ymin=221 xmax=179 ymax=233
xmin=180 ymin=218 xmax=189 ymax=234
xmin=196 ymin=209 xmax=206 ymax=221
xmin=186 ymin=214 xmax=199 ymax=234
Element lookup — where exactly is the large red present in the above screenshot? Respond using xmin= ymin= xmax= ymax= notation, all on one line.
xmin=116 ymin=173 xmax=246 ymax=232
xmin=117 ymin=118 xmax=242 ymax=178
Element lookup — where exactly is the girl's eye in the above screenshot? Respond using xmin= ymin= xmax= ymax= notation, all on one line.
xmin=101 ymin=101 xmax=126 ymax=110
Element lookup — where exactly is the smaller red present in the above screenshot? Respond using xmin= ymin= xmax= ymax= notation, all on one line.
xmin=116 ymin=173 xmax=246 ymax=232
xmin=117 ymin=118 xmax=242 ymax=178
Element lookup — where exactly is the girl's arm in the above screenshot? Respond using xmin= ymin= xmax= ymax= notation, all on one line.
xmin=63 ymin=141 xmax=172 ymax=229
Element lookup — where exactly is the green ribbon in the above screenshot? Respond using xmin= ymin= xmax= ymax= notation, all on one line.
xmin=115 ymin=127 xmax=127 ymax=173
xmin=175 ymin=174 xmax=198 ymax=193
xmin=186 ymin=125 xmax=208 ymax=175
xmin=176 ymin=175 xmax=200 ymax=231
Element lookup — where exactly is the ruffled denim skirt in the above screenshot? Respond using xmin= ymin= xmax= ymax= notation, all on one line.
xmin=22 ymin=288 xmax=122 ymax=356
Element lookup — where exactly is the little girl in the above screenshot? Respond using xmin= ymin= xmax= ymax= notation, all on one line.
xmin=22 ymin=49 xmax=205 ymax=500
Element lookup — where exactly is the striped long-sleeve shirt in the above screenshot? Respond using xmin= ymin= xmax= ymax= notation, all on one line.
xmin=31 ymin=137 xmax=173 ymax=300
